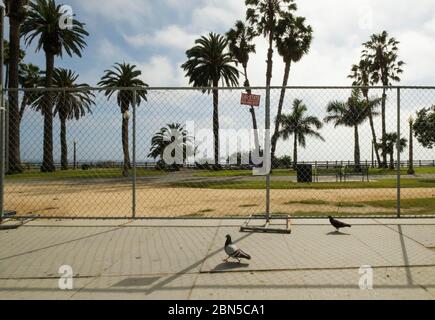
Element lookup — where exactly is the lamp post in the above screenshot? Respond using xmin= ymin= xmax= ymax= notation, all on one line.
xmin=407 ymin=115 xmax=415 ymax=175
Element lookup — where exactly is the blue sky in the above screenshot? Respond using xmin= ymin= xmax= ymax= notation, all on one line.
xmin=8 ymin=0 xmax=435 ymax=162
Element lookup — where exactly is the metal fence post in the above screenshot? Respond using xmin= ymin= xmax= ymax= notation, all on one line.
xmin=0 ymin=7 xmax=4 ymax=223
xmin=132 ymin=89 xmax=137 ymax=219
xmin=265 ymin=87 xmax=271 ymax=222
xmin=396 ymin=87 xmax=401 ymax=218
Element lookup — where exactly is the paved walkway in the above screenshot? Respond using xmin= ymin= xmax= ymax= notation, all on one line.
xmin=1 ymin=218 xmax=435 ymax=299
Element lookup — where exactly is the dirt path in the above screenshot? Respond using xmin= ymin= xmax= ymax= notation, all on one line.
xmin=5 ymin=181 xmax=434 ymax=217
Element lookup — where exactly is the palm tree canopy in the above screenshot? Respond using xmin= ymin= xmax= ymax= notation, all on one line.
xmin=148 ymin=123 xmax=194 ymax=162
xmin=381 ymin=133 xmax=407 ymax=154
xmin=362 ymin=30 xmax=405 ymax=85
xmin=181 ymin=32 xmax=239 ymax=92
xmin=278 ymin=99 xmax=324 ymax=148
xmin=245 ymin=0 xmax=296 ymax=37
xmin=19 ymin=63 xmax=42 ymax=88
xmin=31 ymin=68 xmax=95 ymax=120
xmin=51 ymin=68 xmax=94 ymax=120
xmin=3 ymin=40 xmax=26 ymax=65
xmin=325 ymin=89 xmax=381 ymax=128
xmin=226 ymin=21 xmax=256 ymax=69
xmin=98 ymin=63 xmax=149 ymax=113
xmin=21 ymin=0 xmax=89 ymax=57
xmin=275 ymin=14 xmax=313 ymax=64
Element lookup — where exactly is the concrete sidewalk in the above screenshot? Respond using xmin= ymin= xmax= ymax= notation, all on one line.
xmin=0 ymin=218 xmax=435 ymax=300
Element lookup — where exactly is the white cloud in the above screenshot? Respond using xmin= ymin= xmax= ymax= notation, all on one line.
xmin=124 ymin=25 xmax=198 ymax=50
xmin=75 ymin=0 xmax=152 ymax=26
xmin=136 ymin=56 xmax=186 ymax=87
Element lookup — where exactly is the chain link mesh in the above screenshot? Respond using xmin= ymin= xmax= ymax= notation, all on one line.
xmin=2 ymin=87 xmax=434 ymax=219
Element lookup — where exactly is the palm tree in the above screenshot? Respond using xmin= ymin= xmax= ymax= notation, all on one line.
xmin=226 ymin=21 xmax=260 ymax=154
xmin=362 ymin=31 xmax=405 ymax=168
xmin=381 ymin=133 xmax=407 ymax=170
xmin=325 ymin=89 xmax=377 ymax=169
xmin=246 ymin=1 xmax=296 ymax=159
xmin=271 ymin=13 xmax=312 ymax=161
xmin=4 ymin=0 xmax=28 ymax=174
xmin=148 ymin=123 xmax=193 ymax=170
xmin=98 ymin=63 xmax=148 ymax=177
xmin=18 ymin=63 xmax=42 ymax=121
xmin=181 ymin=33 xmax=239 ymax=168
xmin=349 ymin=58 xmax=382 ymax=167
xmin=21 ymin=0 xmax=89 ymax=172
xmin=51 ymin=68 xmax=94 ymax=170
xmin=278 ymin=99 xmax=324 ymax=169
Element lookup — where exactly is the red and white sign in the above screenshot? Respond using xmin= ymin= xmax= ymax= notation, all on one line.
xmin=241 ymin=93 xmax=261 ymax=107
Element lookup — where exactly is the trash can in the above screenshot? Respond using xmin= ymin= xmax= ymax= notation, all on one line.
xmin=296 ymin=164 xmax=313 ymax=183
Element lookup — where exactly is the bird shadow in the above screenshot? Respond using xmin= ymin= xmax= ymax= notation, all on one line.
xmin=213 ymin=261 xmax=250 ymax=271
xmin=327 ymin=230 xmax=351 ymax=236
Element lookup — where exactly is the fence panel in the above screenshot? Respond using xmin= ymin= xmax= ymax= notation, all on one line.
xmin=1 ymin=86 xmax=434 ymax=219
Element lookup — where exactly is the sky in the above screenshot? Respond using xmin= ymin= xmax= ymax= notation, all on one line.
xmin=8 ymin=0 xmax=435 ymax=162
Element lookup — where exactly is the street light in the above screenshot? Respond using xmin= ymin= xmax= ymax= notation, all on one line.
xmin=408 ymin=115 xmax=415 ymax=175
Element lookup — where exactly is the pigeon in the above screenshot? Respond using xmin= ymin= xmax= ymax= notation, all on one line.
xmin=328 ymin=216 xmax=351 ymax=231
xmin=223 ymin=234 xmax=251 ymax=263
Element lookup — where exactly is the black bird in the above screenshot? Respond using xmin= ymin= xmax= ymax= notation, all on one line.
xmin=328 ymin=216 xmax=351 ymax=231
xmin=223 ymin=235 xmax=251 ymax=263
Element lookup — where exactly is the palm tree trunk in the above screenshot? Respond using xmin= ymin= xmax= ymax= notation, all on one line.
xmin=7 ymin=14 xmax=23 ymax=174
xmin=389 ymin=152 xmax=394 ymax=170
xmin=5 ymin=64 xmax=9 ymax=89
xmin=365 ymin=96 xmax=381 ymax=167
xmin=293 ymin=132 xmax=298 ymax=170
xmin=212 ymin=79 xmax=220 ymax=168
xmin=271 ymin=61 xmax=291 ymax=161
xmin=19 ymin=94 xmax=28 ymax=122
xmin=244 ymin=66 xmax=259 ymax=157
xmin=381 ymin=89 xmax=387 ymax=168
xmin=354 ymin=125 xmax=361 ymax=169
xmin=121 ymin=100 xmax=131 ymax=176
xmin=60 ymin=115 xmax=68 ymax=171
xmin=41 ymin=52 xmax=55 ymax=172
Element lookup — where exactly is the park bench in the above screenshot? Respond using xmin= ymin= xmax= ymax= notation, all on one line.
xmin=313 ymin=165 xmax=344 ymax=182
xmin=343 ymin=165 xmax=370 ymax=182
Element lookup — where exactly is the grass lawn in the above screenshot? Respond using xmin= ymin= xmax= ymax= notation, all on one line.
xmin=171 ymin=178 xmax=435 ymax=190
xmin=5 ymin=168 xmax=165 ymax=181
xmin=193 ymin=167 xmax=435 ymax=177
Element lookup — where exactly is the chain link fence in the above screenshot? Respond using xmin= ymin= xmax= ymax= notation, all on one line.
xmin=1 ymin=86 xmax=434 ymax=219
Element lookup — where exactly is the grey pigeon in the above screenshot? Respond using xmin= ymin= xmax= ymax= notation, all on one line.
xmin=223 ymin=235 xmax=251 ymax=263
xmin=328 ymin=216 xmax=351 ymax=231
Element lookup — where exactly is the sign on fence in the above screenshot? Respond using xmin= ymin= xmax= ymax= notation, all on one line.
xmin=241 ymin=93 xmax=261 ymax=107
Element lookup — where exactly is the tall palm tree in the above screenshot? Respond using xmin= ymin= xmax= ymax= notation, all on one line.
xmin=148 ymin=123 xmax=193 ymax=169
xmin=21 ymin=0 xmax=89 ymax=172
xmin=50 ymin=68 xmax=94 ymax=170
xmin=271 ymin=13 xmax=312 ymax=161
xmin=362 ymin=31 xmax=405 ymax=168
xmin=18 ymin=63 xmax=42 ymax=121
xmin=226 ymin=21 xmax=260 ymax=154
xmin=4 ymin=0 xmax=28 ymax=174
xmin=98 ymin=63 xmax=148 ymax=177
xmin=381 ymin=133 xmax=407 ymax=170
xmin=246 ymin=1 xmax=296 ymax=159
xmin=181 ymin=33 xmax=239 ymax=168
xmin=325 ymin=89 xmax=376 ymax=169
xmin=349 ymin=58 xmax=382 ymax=167
xmin=278 ymin=99 xmax=324 ymax=169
